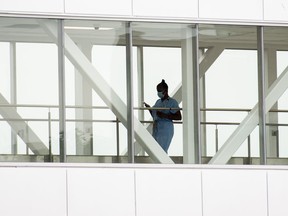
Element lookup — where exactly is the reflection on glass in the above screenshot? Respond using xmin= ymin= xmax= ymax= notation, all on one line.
xmin=199 ymin=24 xmax=258 ymax=162
xmin=265 ymin=27 xmax=288 ymax=161
xmin=1 ymin=17 xmax=288 ymax=165
xmin=0 ymin=18 xmax=58 ymax=158
xmin=64 ymin=20 xmax=127 ymax=159
xmin=132 ymin=22 xmax=187 ymax=161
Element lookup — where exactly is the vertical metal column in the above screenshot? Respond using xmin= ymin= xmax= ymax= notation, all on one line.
xmin=10 ymin=42 xmax=17 ymax=154
xmin=199 ymin=49 xmax=207 ymax=157
xmin=126 ymin=22 xmax=134 ymax=163
xmin=58 ymin=20 xmax=66 ymax=162
xmin=182 ymin=25 xmax=201 ymax=164
xmin=265 ymin=49 xmax=278 ymax=157
xmin=257 ymin=26 xmax=267 ymax=165
xmin=182 ymin=26 xmax=195 ymax=163
xmin=192 ymin=24 xmax=202 ymax=164
xmin=137 ymin=46 xmax=144 ymax=118
xmin=137 ymin=46 xmax=145 ymax=156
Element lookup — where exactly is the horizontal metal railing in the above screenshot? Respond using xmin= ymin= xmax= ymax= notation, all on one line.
xmin=0 ymin=104 xmax=287 ymax=163
xmin=1 ymin=104 xmax=287 ymax=134
xmin=1 ymin=103 xmax=288 ymax=112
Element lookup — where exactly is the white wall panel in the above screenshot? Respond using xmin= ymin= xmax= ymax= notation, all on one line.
xmin=133 ymin=0 xmax=198 ymax=18
xmin=135 ymin=169 xmax=202 ymax=216
xmin=65 ymin=0 xmax=132 ymax=16
xmin=267 ymin=170 xmax=288 ymax=216
xmin=264 ymin=0 xmax=288 ymax=21
xmin=67 ymin=168 xmax=135 ymax=216
xmin=2 ymin=164 xmax=288 ymax=216
xmin=199 ymin=0 xmax=263 ymax=20
xmin=202 ymin=169 xmax=267 ymax=216
xmin=0 ymin=0 xmax=64 ymax=13
xmin=0 ymin=168 xmax=67 ymax=216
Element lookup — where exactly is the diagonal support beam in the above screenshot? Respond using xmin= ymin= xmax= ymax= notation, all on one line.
xmin=173 ymin=46 xmax=225 ymax=103
xmin=0 ymin=94 xmax=49 ymax=155
xmin=39 ymin=20 xmax=173 ymax=163
xmin=209 ymin=65 xmax=288 ymax=164
xmin=199 ymin=46 xmax=225 ymax=78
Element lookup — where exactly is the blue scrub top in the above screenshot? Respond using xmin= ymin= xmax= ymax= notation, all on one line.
xmin=151 ymin=97 xmax=180 ymax=153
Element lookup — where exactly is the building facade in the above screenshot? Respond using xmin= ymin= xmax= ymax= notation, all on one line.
xmin=1 ymin=0 xmax=288 ymax=215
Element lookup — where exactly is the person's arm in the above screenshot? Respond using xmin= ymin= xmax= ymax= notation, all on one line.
xmin=143 ymin=102 xmax=153 ymax=116
xmin=156 ymin=99 xmax=182 ymax=120
xmin=157 ymin=110 xmax=181 ymax=120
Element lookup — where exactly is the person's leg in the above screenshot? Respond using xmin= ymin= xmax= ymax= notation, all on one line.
xmin=155 ymin=123 xmax=174 ymax=153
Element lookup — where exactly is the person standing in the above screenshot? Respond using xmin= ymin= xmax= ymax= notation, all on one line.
xmin=144 ymin=79 xmax=182 ymax=153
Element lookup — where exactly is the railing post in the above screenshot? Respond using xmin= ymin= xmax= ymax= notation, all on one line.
xmin=48 ymin=109 xmax=52 ymax=162
xmin=215 ymin=125 xmax=219 ymax=152
xmin=273 ymin=129 xmax=279 ymax=157
xmin=116 ymin=117 xmax=120 ymax=157
xmin=248 ymin=135 xmax=251 ymax=164
xmin=25 ymin=121 xmax=29 ymax=155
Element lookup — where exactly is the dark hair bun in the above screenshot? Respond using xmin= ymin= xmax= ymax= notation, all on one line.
xmin=157 ymin=79 xmax=168 ymax=89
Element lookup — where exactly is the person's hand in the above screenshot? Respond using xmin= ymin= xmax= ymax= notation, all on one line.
xmin=143 ymin=102 xmax=150 ymax=107
xmin=157 ymin=111 xmax=167 ymax=118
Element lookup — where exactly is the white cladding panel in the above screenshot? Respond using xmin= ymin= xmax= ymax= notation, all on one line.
xmin=202 ymin=169 xmax=268 ymax=216
xmin=199 ymin=0 xmax=263 ymax=20
xmin=0 ymin=0 xmax=64 ymax=13
xmin=0 ymin=168 xmax=67 ymax=216
xmin=1 ymin=165 xmax=288 ymax=216
xmin=135 ymin=169 xmax=202 ymax=216
xmin=65 ymin=0 xmax=132 ymax=16
xmin=67 ymin=168 xmax=135 ymax=216
xmin=267 ymin=170 xmax=288 ymax=216
xmin=4 ymin=0 xmax=288 ymax=24
xmin=264 ymin=0 xmax=288 ymax=21
xmin=133 ymin=0 xmax=198 ymax=18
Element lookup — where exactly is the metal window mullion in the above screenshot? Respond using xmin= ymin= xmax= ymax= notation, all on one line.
xmin=58 ymin=19 xmax=66 ymax=163
xmin=126 ymin=22 xmax=134 ymax=163
xmin=192 ymin=24 xmax=202 ymax=164
xmin=257 ymin=26 xmax=267 ymax=165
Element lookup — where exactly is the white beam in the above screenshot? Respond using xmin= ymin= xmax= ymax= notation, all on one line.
xmin=0 ymin=94 xmax=49 ymax=155
xmin=173 ymin=46 xmax=225 ymax=103
xmin=136 ymin=46 xmax=145 ymax=156
xmin=182 ymin=27 xmax=195 ymax=163
xmin=265 ymin=49 xmax=278 ymax=157
xmin=199 ymin=46 xmax=225 ymax=78
xmin=10 ymin=42 xmax=17 ymax=154
xmin=39 ymin=20 xmax=173 ymax=164
xmin=209 ymin=65 xmax=288 ymax=164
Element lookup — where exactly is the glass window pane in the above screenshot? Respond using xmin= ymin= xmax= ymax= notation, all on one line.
xmin=132 ymin=22 xmax=186 ymax=161
xmin=199 ymin=24 xmax=258 ymax=162
xmin=265 ymin=27 xmax=288 ymax=162
xmin=64 ymin=20 xmax=127 ymax=160
xmin=0 ymin=17 xmax=59 ymax=158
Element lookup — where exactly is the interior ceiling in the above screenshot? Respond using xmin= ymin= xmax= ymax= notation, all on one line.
xmin=0 ymin=18 xmax=288 ymax=50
